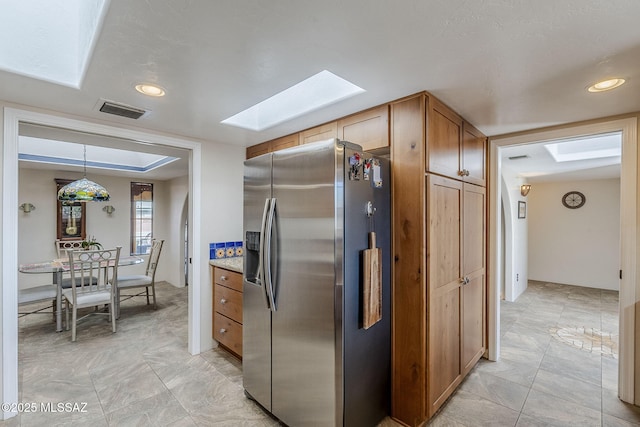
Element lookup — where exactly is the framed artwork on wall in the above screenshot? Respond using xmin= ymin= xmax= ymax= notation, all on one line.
xmin=518 ymin=201 xmax=526 ymax=219
xmin=55 ymin=179 xmax=86 ymax=240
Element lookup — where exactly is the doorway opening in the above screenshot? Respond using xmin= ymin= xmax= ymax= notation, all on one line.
xmin=489 ymin=116 xmax=638 ymax=405
xmin=2 ymin=107 xmax=203 ymax=413
xmin=498 ymin=132 xmax=622 ymax=412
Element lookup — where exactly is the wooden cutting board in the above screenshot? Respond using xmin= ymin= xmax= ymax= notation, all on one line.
xmin=362 ymin=231 xmax=382 ymax=329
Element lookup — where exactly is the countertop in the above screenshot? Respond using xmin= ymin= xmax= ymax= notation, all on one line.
xmin=209 ymin=257 xmax=243 ymax=273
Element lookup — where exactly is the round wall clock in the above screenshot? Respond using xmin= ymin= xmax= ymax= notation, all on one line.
xmin=562 ymin=191 xmax=586 ymax=209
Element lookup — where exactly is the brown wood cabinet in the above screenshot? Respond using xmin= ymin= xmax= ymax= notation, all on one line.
xmin=426 ymin=174 xmax=463 ymax=415
xmin=391 ymin=93 xmax=487 ymax=425
xmin=246 ymin=103 xmax=390 ymax=157
xmin=425 ymin=176 xmax=486 ymax=415
xmin=427 ymin=97 xmax=462 ymax=179
xmin=299 ymin=121 xmax=337 ymax=145
xmin=246 ymin=141 xmax=271 ymax=159
xmin=338 ymin=104 xmax=389 ymax=152
xmin=271 ymin=133 xmax=299 ymax=152
xmin=461 ymin=183 xmax=486 ymax=373
xmin=427 ymin=97 xmax=487 ymax=185
xmin=212 ymin=266 xmax=243 ymax=358
xmin=246 ymin=134 xmax=299 ymax=159
xmin=462 ymin=121 xmax=487 ymax=186
xmin=390 ymin=95 xmax=426 ymax=425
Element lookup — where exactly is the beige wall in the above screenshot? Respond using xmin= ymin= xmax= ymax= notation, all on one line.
xmin=197 ymin=141 xmax=245 ymax=344
xmin=17 ymin=168 xmax=180 ymax=288
xmin=164 ymin=175 xmax=189 ymax=287
xmin=528 ymin=178 xmax=621 ymax=290
xmin=501 ymin=164 xmax=529 ymax=301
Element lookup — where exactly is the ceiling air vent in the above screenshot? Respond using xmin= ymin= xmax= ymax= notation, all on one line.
xmin=98 ymin=101 xmax=147 ymax=119
xmin=508 ymin=155 xmax=529 ymax=160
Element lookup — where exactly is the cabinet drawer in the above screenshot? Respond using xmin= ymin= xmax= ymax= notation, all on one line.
xmin=214 ymin=268 xmax=242 ymax=292
xmin=214 ymin=312 xmax=242 ymax=357
xmin=215 ymin=284 xmax=243 ymax=323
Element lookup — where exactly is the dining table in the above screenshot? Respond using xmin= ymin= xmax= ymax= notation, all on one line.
xmin=19 ymin=255 xmax=145 ymax=332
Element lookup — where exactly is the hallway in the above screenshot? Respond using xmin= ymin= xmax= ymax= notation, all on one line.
xmin=425 ymin=281 xmax=639 ymax=426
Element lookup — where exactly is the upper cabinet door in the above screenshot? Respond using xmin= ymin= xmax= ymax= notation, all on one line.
xmin=246 ymin=134 xmax=299 ymax=159
xmin=271 ymin=134 xmax=299 ymax=152
xmin=338 ymin=104 xmax=389 ymax=151
xmin=299 ymin=122 xmax=337 ymax=145
xmin=246 ymin=141 xmax=271 ymax=159
xmin=462 ymin=122 xmax=486 ymax=187
xmin=427 ymin=97 xmax=463 ymax=179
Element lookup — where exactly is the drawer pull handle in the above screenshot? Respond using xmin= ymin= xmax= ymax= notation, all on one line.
xmin=220 ymin=275 xmax=227 ymax=281
xmin=219 ymin=328 xmax=227 ymax=334
xmin=220 ymin=298 xmax=227 ymax=304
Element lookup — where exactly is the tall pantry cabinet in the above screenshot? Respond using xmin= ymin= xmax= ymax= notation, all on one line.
xmin=391 ymin=93 xmax=487 ymax=425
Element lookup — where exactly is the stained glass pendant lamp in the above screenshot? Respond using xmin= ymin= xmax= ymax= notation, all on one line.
xmin=57 ymin=145 xmax=110 ymax=202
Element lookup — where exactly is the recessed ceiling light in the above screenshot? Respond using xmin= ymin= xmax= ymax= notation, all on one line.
xmin=587 ymin=78 xmax=625 ymax=93
xmin=221 ymin=70 xmax=365 ymax=131
xmin=135 ymin=83 xmax=166 ymax=97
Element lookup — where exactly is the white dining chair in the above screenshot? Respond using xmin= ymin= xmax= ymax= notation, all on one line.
xmin=115 ymin=239 xmax=164 ymax=318
xmin=55 ymin=239 xmax=98 ymax=289
xmin=63 ymin=247 xmax=121 ymax=342
xmin=55 ymin=239 xmax=84 ymax=258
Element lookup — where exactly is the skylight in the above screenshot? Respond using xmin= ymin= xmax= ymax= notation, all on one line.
xmin=544 ymin=132 xmax=622 ymax=163
xmin=0 ymin=0 xmax=109 ymax=88
xmin=19 ymin=136 xmax=178 ymax=173
xmin=221 ymin=70 xmax=365 ymax=131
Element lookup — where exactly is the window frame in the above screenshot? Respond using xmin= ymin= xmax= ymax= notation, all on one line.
xmin=130 ymin=181 xmax=154 ymax=255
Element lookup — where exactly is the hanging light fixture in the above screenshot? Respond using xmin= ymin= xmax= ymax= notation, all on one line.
xmin=57 ymin=145 xmax=110 ymax=202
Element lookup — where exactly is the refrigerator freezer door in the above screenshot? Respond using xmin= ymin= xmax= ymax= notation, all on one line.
xmin=271 ymin=140 xmax=341 ymax=426
xmin=243 ymin=154 xmax=273 ymax=410
xmin=342 ymin=152 xmax=391 ymax=427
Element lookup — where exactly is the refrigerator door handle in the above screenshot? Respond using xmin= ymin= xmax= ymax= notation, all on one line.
xmin=264 ymin=197 xmax=277 ymax=311
xmin=258 ymin=198 xmax=271 ymax=309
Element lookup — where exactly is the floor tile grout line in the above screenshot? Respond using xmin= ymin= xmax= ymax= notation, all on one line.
xmin=502 ymin=280 xmax=619 ymax=426
xmin=515 ymin=337 xmax=547 ymax=425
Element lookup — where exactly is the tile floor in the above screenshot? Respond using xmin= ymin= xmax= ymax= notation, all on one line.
xmin=424 ymin=280 xmax=640 ymax=427
xmin=2 ymin=280 xmax=640 ymax=426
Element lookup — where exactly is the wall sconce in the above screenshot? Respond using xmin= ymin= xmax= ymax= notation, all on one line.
xmin=520 ymin=184 xmax=531 ymax=197
xmin=19 ymin=203 xmax=36 ymax=213
xmin=102 ymin=205 xmax=116 ymax=215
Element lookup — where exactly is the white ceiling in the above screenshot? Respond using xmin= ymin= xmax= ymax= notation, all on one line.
xmin=18 ymin=123 xmax=189 ymax=180
xmin=501 ymin=134 xmax=622 ymax=183
xmin=2 ymin=1 xmax=640 ymax=150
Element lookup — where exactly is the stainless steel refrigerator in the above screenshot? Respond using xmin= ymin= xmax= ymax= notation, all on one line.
xmin=243 ymin=139 xmax=390 ymax=427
